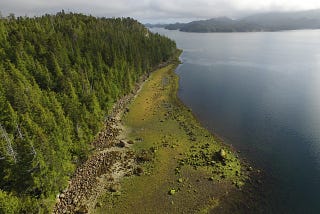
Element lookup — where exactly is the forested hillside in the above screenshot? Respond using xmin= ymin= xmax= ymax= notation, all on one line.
xmin=164 ymin=9 xmax=320 ymax=32
xmin=0 ymin=11 xmax=176 ymax=213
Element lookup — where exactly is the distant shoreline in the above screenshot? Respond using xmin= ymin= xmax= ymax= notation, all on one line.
xmin=147 ymin=9 xmax=320 ymax=33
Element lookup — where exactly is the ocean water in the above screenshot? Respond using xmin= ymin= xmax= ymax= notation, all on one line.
xmin=153 ymin=28 xmax=320 ymax=213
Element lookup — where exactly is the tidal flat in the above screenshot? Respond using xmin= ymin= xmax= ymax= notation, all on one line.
xmin=93 ymin=62 xmax=264 ymax=214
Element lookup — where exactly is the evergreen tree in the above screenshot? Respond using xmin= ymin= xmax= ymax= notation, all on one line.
xmin=0 ymin=12 xmax=177 ymax=212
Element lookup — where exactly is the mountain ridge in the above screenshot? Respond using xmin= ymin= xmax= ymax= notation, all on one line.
xmin=148 ymin=9 xmax=320 ymax=32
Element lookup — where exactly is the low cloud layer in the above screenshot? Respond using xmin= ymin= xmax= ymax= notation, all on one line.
xmin=1 ymin=0 xmax=320 ymax=23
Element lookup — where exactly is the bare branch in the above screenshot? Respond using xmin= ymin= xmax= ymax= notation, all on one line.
xmin=30 ymin=142 xmax=37 ymax=160
xmin=16 ymin=122 xmax=24 ymax=140
xmin=0 ymin=123 xmax=17 ymax=163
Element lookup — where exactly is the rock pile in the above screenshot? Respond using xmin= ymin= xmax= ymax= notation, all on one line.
xmin=54 ymin=73 xmax=149 ymax=213
xmin=53 ymin=60 xmax=174 ymax=213
xmin=92 ymin=118 xmax=120 ymax=149
xmin=54 ymin=149 xmax=136 ymax=213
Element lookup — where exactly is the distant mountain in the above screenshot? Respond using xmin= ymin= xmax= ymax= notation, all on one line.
xmin=241 ymin=9 xmax=320 ymax=31
xmin=172 ymin=17 xmax=261 ymax=32
xmin=164 ymin=9 xmax=320 ymax=32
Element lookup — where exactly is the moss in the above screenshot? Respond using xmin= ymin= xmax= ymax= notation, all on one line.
xmin=197 ymin=197 xmax=220 ymax=214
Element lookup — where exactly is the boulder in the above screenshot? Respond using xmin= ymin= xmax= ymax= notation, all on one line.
xmin=136 ymin=150 xmax=153 ymax=162
xmin=117 ymin=140 xmax=126 ymax=148
xmin=95 ymin=202 xmax=102 ymax=208
xmin=76 ymin=205 xmax=88 ymax=214
xmin=127 ymin=140 xmax=134 ymax=144
xmin=219 ymin=149 xmax=227 ymax=160
xmin=169 ymin=189 xmax=176 ymax=195
xmin=109 ymin=183 xmax=121 ymax=192
xmin=134 ymin=166 xmax=144 ymax=176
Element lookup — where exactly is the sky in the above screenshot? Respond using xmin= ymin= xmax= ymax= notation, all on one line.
xmin=1 ymin=0 xmax=320 ymax=23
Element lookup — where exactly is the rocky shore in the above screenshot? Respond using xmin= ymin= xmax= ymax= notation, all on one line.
xmin=54 ymin=103 xmax=134 ymax=213
xmin=54 ymin=56 xmax=265 ymax=214
xmin=53 ymin=60 xmax=175 ymax=214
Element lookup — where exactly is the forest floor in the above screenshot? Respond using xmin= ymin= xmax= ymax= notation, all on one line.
xmin=88 ymin=63 xmax=267 ymax=213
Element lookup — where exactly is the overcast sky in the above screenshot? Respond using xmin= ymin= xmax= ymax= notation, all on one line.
xmin=1 ymin=0 xmax=320 ymax=23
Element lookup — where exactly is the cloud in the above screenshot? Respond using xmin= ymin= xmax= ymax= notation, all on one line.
xmin=1 ymin=0 xmax=320 ymax=23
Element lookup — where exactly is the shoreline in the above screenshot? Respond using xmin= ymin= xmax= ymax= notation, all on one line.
xmin=54 ymin=53 xmax=265 ymax=213
xmin=53 ymin=56 xmax=181 ymax=213
xmin=173 ymin=64 xmax=269 ymax=213
xmin=92 ymin=59 xmax=265 ymax=213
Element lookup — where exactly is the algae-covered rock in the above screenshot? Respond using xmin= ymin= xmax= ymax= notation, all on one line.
xmin=127 ymin=140 xmax=134 ymax=144
xmin=136 ymin=149 xmax=154 ymax=162
xmin=235 ymin=181 xmax=244 ymax=189
xmin=110 ymin=183 xmax=121 ymax=192
xmin=219 ymin=149 xmax=227 ymax=160
xmin=134 ymin=166 xmax=144 ymax=176
xmin=169 ymin=189 xmax=176 ymax=195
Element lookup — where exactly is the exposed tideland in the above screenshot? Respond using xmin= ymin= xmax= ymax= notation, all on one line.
xmin=93 ymin=63 xmax=262 ymax=214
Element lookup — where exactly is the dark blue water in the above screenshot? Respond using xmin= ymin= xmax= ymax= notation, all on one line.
xmin=153 ymin=28 xmax=320 ymax=213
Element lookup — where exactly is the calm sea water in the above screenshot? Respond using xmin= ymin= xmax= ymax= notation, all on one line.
xmin=153 ymin=28 xmax=320 ymax=213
